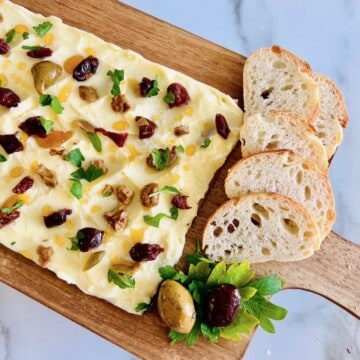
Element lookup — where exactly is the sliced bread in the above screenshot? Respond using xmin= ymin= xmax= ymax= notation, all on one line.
xmin=202 ymin=192 xmax=321 ymax=263
xmin=313 ymin=73 xmax=348 ymax=159
xmin=225 ymin=150 xmax=335 ymax=239
xmin=243 ymin=45 xmax=319 ymax=124
xmin=240 ymin=110 xmax=328 ymax=172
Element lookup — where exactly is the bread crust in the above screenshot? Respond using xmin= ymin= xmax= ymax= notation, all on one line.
xmin=202 ymin=192 xmax=321 ymax=264
xmin=225 ymin=150 xmax=335 ymax=238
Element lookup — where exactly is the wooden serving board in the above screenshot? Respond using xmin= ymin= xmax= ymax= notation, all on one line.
xmin=1 ymin=1 xmax=359 ymax=359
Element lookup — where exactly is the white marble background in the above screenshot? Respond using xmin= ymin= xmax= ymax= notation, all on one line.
xmin=1 ymin=0 xmax=359 ymax=359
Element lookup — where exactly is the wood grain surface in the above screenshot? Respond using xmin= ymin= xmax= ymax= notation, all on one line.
xmin=1 ymin=1 xmax=359 ymax=359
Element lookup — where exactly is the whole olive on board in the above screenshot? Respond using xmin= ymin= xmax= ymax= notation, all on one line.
xmin=31 ymin=60 xmax=62 ymax=94
xmin=157 ymin=280 xmax=196 ymax=334
xmin=206 ymin=283 xmax=241 ymax=327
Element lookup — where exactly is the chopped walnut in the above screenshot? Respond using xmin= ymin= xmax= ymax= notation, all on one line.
xmin=174 ymin=125 xmax=190 ymax=136
xmin=140 ymin=183 xmax=159 ymax=208
xmin=91 ymin=159 xmax=108 ymax=174
xmin=111 ymin=94 xmax=130 ymax=113
xmin=36 ymin=164 xmax=57 ymax=187
xmin=104 ymin=207 xmax=127 ymax=231
xmin=78 ymin=119 xmax=96 ymax=132
xmin=101 ymin=184 xmax=113 ymax=197
xmin=79 ymin=86 xmax=99 ymax=102
xmin=37 ymin=245 xmax=54 ymax=268
xmin=116 ymin=185 xmax=134 ymax=207
xmin=49 ymin=148 xmax=67 ymax=158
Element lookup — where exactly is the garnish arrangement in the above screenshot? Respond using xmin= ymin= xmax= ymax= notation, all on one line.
xmin=155 ymin=242 xmax=287 ymax=346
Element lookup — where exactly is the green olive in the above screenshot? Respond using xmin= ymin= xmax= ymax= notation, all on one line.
xmin=157 ymin=279 xmax=196 ymax=334
xmin=31 ymin=61 xmax=62 ymax=94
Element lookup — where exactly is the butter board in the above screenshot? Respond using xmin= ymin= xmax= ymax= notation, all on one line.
xmin=0 ymin=1 xmax=359 ymax=359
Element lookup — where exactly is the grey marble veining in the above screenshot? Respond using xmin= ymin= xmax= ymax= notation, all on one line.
xmin=1 ymin=1 xmax=359 ymax=359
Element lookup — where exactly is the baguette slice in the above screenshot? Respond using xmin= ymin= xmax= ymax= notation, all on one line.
xmin=240 ymin=110 xmax=328 ymax=172
xmin=243 ymin=45 xmax=319 ymax=124
xmin=202 ymin=192 xmax=321 ymax=263
xmin=313 ymin=73 xmax=348 ymax=159
xmin=225 ymin=150 xmax=335 ymax=238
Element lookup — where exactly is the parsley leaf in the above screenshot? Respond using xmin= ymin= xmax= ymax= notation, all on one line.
xmin=107 ymin=269 xmax=135 ymax=289
xmin=247 ymin=274 xmax=285 ymax=296
xmin=33 ymin=21 xmax=53 ymax=37
xmin=242 ymin=293 xmax=287 ymax=333
xmin=143 ymin=206 xmax=178 ymax=227
xmin=70 ymin=164 xmax=104 ymax=183
xmin=66 ymin=148 xmax=85 ymax=167
xmin=163 ymin=91 xmax=175 ymax=105
xmin=135 ymin=302 xmax=151 ymax=312
xmin=159 ymin=265 xmax=178 ymax=280
xmin=201 ymin=137 xmax=211 ymax=148
xmin=151 ymin=147 xmax=170 ymax=171
xmin=0 ymin=154 xmax=7 ymax=162
xmin=22 ymin=32 xmax=30 ymax=40
xmin=86 ymin=132 xmax=102 ymax=153
xmin=39 ymin=116 xmax=54 ymax=135
xmin=200 ymin=322 xmax=220 ymax=343
xmin=1 ymin=200 xmax=24 ymax=214
xmin=21 ymin=45 xmax=42 ymax=50
xmin=150 ymin=185 xmax=181 ymax=197
xmin=107 ymin=69 xmax=124 ymax=96
xmin=146 ymin=78 xmax=160 ymax=97
xmin=5 ymin=29 xmax=15 ymax=44
xmin=67 ymin=236 xmax=80 ymax=251
xmin=39 ymin=94 xmax=64 ymax=114
xmin=176 ymin=144 xmax=185 ymax=153
xmin=69 ymin=179 xmax=83 ymax=199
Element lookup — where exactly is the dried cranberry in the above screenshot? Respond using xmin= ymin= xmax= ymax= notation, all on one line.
xmin=206 ymin=284 xmax=241 ymax=327
xmin=139 ymin=77 xmax=154 ymax=97
xmin=0 ymin=134 xmax=24 ymax=154
xmin=19 ymin=116 xmax=47 ymax=138
xmin=0 ymin=211 xmax=20 ymax=229
xmin=135 ymin=116 xmax=157 ymax=139
xmin=72 ymin=56 xmax=99 ymax=81
xmin=0 ymin=88 xmax=20 ymax=108
xmin=215 ymin=113 xmax=231 ymax=139
xmin=165 ymin=83 xmax=190 ymax=108
xmin=27 ymin=47 xmax=53 ymax=58
xmin=172 ymin=194 xmax=191 ymax=209
xmin=95 ymin=127 xmax=128 ymax=147
xmin=129 ymin=243 xmax=164 ymax=261
xmin=0 ymin=38 xmax=10 ymax=55
xmin=12 ymin=176 xmax=34 ymax=194
xmin=44 ymin=209 xmax=72 ymax=228
xmin=77 ymin=227 xmax=104 ymax=252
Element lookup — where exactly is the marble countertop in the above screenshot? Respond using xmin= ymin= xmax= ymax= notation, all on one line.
xmin=1 ymin=0 xmax=359 ymax=359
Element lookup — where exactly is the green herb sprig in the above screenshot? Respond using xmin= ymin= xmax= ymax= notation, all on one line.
xmin=39 ymin=94 xmax=64 ymax=114
xmin=107 ymin=69 xmax=124 ymax=96
xmin=158 ymin=240 xmax=287 ymax=346
xmin=33 ymin=21 xmax=53 ymax=37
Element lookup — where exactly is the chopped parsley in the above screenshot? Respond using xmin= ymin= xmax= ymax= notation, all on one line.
xmin=21 ymin=45 xmax=42 ymax=50
xmin=5 ymin=29 xmax=15 ymax=44
xmin=1 ymin=200 xmax=24 ymax=215
xmin=146 ymin=77 xmax=160 ymax=97
xmin=39 ymin=94 xmax=64 ymax=114
xmin=163 ymin=91 xmax=175 ymax=105
xmin=39 ymin=116 xmax=54 ymax=135
xmin=22 ymin=32 xmax=30 ymax=40
xmin=143 ymin=206 xmax=178 ymax=228
xmin=201 ymin=137 xmax=211 ymax=148
xmin=67 ymin=236 xmax=80 ymax=251
xmin=70 ymin=164 xmax=104 ymax=183
xmin=66 ymin=148 xmax=85 ymax=167
xmin=135 ymin=302 xmax=152 ymax=312
xmin=107 ymin=269 xmax=135 ymax=289
xmin=69 ymin=179 xmax=83 ymax=200
xmin=0 ymin=154 xmax=7 ymax=162
xmin=33 ymin=21 xmax=53 ymax=37
xmin=151 ymin=148 xmax=170 ymax=171
xmin=86 ymin=132 xmax=102 ymax=153
xmin=107 ymin=69 xmax=124 ymax=96
xmin=150 ymin=186 xmax=181 ymax=197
